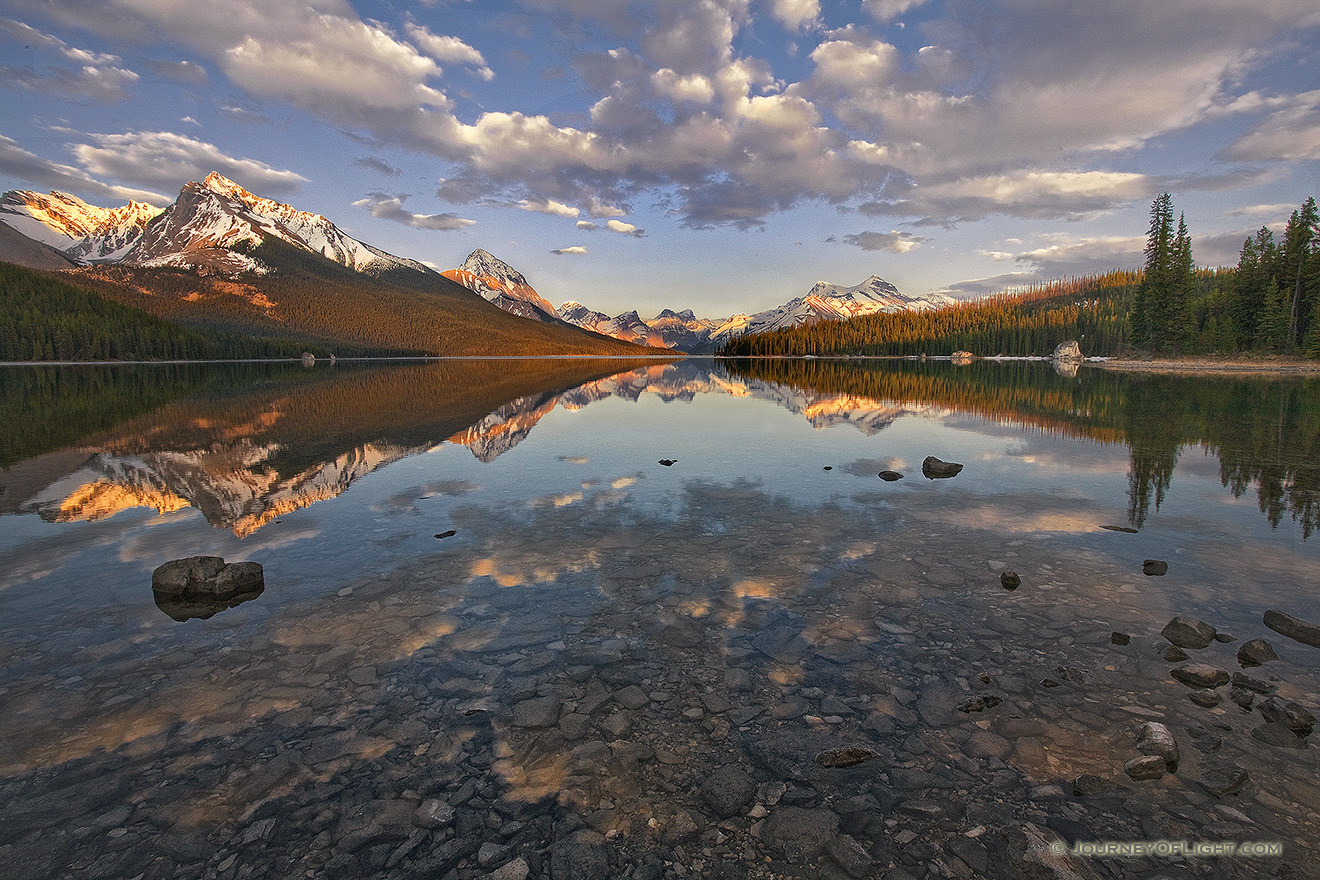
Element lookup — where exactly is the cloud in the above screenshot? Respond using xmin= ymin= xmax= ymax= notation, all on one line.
xmin=0 ymin=18 xmax=138 ymax=101
xmin=354 ymin=156 xmax=402 ymax=176
xmin=0 ymin=133 xmax=168 ymax=205
xmin=71 ymin=131 xmax=308 ymax=194
xmin=404 ymin=22 xmax=494 ymax=80
xmin=518 ymin=198 xmax=580 ymax=218
xmin=842 ymin=230 xmax=927 ymax=253
xmin=551 ymin=246 xmax=588 ymax=255
xmin=353 ymin=192 xmax=476 ymax=230
xmin=576 ymin=220 xmax=598 ymax=231
xmin=217 ymin=103 xmax=270 ymax=125
xmin=861 ymin=0 xmax=929 ymax=22
xmin=770 ymin=0 xmax=820 ymax=32
xmin=144 ymin=58 xmax=208 ymax=85
xmin=1220 ymin=90 xmax=1320 ymax=161
xmin=606 ymin=219 xmax=644 ymax=237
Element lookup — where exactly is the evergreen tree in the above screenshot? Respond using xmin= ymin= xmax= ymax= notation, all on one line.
xmin=1283 ymin=197 xmax=1319 ymax=346
xmin=1134 ymin=193 xmax=1176 ymax=351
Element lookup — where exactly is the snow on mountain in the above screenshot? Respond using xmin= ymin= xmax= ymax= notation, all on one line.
xmin=0 ymin=189 xmax=161 ymax=262
xmin=556 ymin=275 xmax=955 ymax=352
xmin=443 ymin=248 xmax=562 ymax=324
xmin=123 ymin=172 xmax=433 ymax=275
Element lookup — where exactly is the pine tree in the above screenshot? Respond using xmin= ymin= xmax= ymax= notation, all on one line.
xmin=1135 ymin=193 xmax=1176 ymax=351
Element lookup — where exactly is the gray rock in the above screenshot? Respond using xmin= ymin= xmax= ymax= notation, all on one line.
xmin=1229 ymin=687 xmax=1255 ymax=710
xmin=1158 ymin=644 xmax=1189 ymax=662
xmin=1135 ymin=722 xmax=1179 ymax=771
xmin=699 ymin=765 xmax=756 ymax=819
xmin=1110 ymin=632 xmax=1130 ymax=646
xmin=1237 ymin=637 xmax=1279 ymax=667
xmin=763 ymin=807 xmax=840 ymax=863
xmin=1124 ymin=755 xmax=1165 ymax=781
xmin=1161 ymin=616 xmax=1216 ymax=648
xmin=151 ymin=556 xmax=227 ymax=594
xmin=1000 ymin=571 xmax=1021 ymax=591
xmin=1251 ymin=722 xmax=1308 ymax=749
xmin=1170 ymin=663 xmax=1230 ymax=689
xmin=151 ymin=556 xmax=265 ymax=621
xmin=1143 ymin=559 xmax=1169 ymax=576
xmin=921 ymin=456 xmax=963 ymax=479
xmin=878 ymin=470 xmax=904 ymax=481
xmin=1189 ymin=691 xmax=1222 ymax=708
xmin=986 ymin=822 xmax=1103 ymax=880
xmin=1198 ymin=763 xmax=1249 ymax=797
xmin=511 ymin=697 xmax=562 ymax=728
xmin=1257 ymin=696 xmax=1315 ymax=736
xmin=1071 ymin=775 xmax=1123 ymax=796
xmin=414 ymin=799 xmax=455 ymax=829
xmin=1264 ymin=609 xmax=1320 ymax=649
xmin=1231 ymin=671 xmax=1277 ymax=695
xmin=550 ymin=830 xmax=609 ymax=880
xmin=824 ymin=834 xmax=875 ymax=878
xmin=614 ymin=685 xmax=650 ymax=709
xmin=485 ymin=857 xmax=530 ymax=880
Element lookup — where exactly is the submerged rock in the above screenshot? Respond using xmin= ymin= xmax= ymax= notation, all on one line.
xmin=1170 ymin=664 xmax=1230 ymax=689
xmin=1264 ymin=609 xmax=1320 ymax=649
xmin=877 ymin=470 xmax=904 ymax=481
xmin=1237 ymin=637 xmax=1279 ymax=667
xmin=921 ymin=456 xmax=963 ymax=479
xmin=1142 ymin=559 xmax=1168 ymax=576
xmin=1000 ymin=571 xmax=1021 ymax=591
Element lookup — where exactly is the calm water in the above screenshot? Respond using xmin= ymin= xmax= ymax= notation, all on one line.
xmin=1 ymin=357 xmax=1317 ymax=879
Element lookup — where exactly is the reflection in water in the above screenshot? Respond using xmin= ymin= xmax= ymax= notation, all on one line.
xmin=2 ymin=358 xmax=1320 ymax=878
xmin=153 ymin=583 xmax=264 ymax=621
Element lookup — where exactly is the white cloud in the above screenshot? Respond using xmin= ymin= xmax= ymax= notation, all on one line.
xmin=0 ymin=134 xmax=169 ymax=205
xmin=861 ymin=0 xmax=930 ymax=22
xmin=576 ymin=220 xmax=598 ymax=230
xmin=770 ymin=0 xmax=819 ymax=32
xmin=404 ymin=23 xmax=494 ymax=80
xmin=551 ymin=245 xmax=588 ymax=255
xmin=842 ymin=230 xmax=927 ymax=253
xmin=650 ymin=68 xmax=715 ymax=103
xmin=518 ymin=198 xmax=580 ymax=218
xmin=606 ymin=218 xmax=644 ymax=237
xmin=72 ymin=131 xmax=308 ymax=194
xmin=353 ymin=193 xmax=476 ymax=230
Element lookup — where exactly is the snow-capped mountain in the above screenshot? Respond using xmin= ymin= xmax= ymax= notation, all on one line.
xmin=556 ymin=275 xmax=955 ymax=352
xmin=0 ymin=189 xmax=161 ymax=262
xmin=122 ymin=172 xmax=434 ymax=275
xmin=443 ymin=248 xmax=562 ymax=324
xmin=0 ymin=172 xmax=435 ymax=276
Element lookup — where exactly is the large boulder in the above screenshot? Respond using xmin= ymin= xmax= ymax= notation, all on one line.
xmin=1052 ymin=340 xmax=1084 ymax=362
xmin=921 ymin=456 xmax=963 ymax=479
xmin=151 ymin=556 xmax=265 ymax=621
xmin=1263 ymin=609 xmax=1320 ymax=649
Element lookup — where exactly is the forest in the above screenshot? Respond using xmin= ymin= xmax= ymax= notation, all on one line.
xmin=719 ymin=195 xmax=1320 ymax=360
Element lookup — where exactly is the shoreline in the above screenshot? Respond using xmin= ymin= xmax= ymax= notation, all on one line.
xmin=1090 ymin=356 xmax=1320 ymax=376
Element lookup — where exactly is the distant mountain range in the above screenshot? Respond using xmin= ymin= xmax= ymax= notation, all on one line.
xmin=1 ymin=172 xmax=953 ymax=355
xmin=0 ymin=174 xmax=645 ymax=358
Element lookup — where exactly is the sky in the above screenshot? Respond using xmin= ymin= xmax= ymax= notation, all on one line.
xmin=1 ymin=0 xmax=1318 ymax=318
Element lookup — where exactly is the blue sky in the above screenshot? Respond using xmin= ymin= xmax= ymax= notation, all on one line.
xmin=1 ymin=0 xmax=1318 ymax=317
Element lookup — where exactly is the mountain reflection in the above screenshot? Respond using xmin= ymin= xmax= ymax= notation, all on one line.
xmin=3 ymin=357 xmax=1319 ymax=538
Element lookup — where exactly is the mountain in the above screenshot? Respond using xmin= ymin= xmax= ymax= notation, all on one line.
xmin=443 ymin=248 xmax=562 ymax=324
xmin=0 ymin=174 xmax=650 ymax=358
xmin=555 ymin=275 xmax=955 ymax=353
xmin=0 ymin=189 xmax=160 ymax=263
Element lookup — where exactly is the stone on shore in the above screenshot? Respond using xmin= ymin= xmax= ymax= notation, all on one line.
xmin=1052 ymin=340 xmax=1084 ymax=362
xmin=1161 ymin=616 xmax=1217 ymax=649
xmin=1237 ymin=637 xmax=1279 ymax=667
xmin=1124 ymin=755 xmax=1166 ymax=781
xmin=1135 ymin=722 xmax=1179 ymax=771
xmin=1263 ymin=609 xmax=1320 ymax=649
xmin=1170 ymin=664 xmax=1230 ymax=689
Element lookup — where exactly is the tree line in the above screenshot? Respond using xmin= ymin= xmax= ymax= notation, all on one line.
xmin=719 ymin=194 xmax=1320 ymax=359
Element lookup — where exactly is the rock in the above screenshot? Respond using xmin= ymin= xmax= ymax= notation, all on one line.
xmin=1263 ymin=609 xmax=1320 ymax=649
xmin=1230 ymin=687 xmax=1255 ymax=710
xmin=1110 ymin=632 xmax=1130 ymax=646
xmin=1135 ymin=722 xmax=1179 ymax=771
xmin=1100 ymin=524 xmax=1139 ymax=533
xmin=957 ymin=695 xmax=1002 ymax=713
xmin=986 ymin=822 xmax=1102 ymax=880
xmin=1251 ymin=722 xmax=1308 ymax=749
xmin=1257 ymin=696 xmax=1315 ymax=736
xmin=815 ymin=746 xmax=880 ymax=768
xmin=1198 ymin=763 xmax=1249 ymax=797
xmin=1189 ymin=691 xmax=1222 ymax=708
xmin=1142 ymin=559 xmax=1168 ymax=576
xmin=951 ymin=350 xmax=975 ymax=362
xmin=877 ymin=470 xmax=904 ymax=481
xmin=698 ymin=766 xmax=756 ymax=819
xmin=1071 ymin=774 xmax=1123 ymax=796
xmin=763 ymin=807 xmax=840 ymax=864
xmin=434 ymin=530 xmax=457 ymax=539
xmin=1052 ymin=340 xmax=1084 ymax=362
xmin=1237 ymin=638 xmax=1279 ymax=667
xmin=657 ymin=459 xmax=677 ymax=467
xmin=1160 ymin=616 xmax=1216 ymax=649
xmin=824 ymin=834 xmax=875 ymax=878
xmin=1124 ymin=755 xmax=1165 ymax=781
xmin=151 ymin=556 xmax=265 ymax=621
xmin=921 ymin=456 xmax=963 ymax=479
xmin=1157 ymin=644 xmax=1189 ymax=662
xmin=1170 ymin=664 xmax=1230 ymax=689
xmin=1231 ymin=671 xmax=1277 ymax=695
xmin=486 ymin=857 xmax=530 ymax=880
xmin=1000 ymin=571 xmax=1021 ymax=591
xmin=1213 ymin=632 xmax=1237 ymax=643
xmin=550 ymin=830 xmax=610 ymax=880
xmin=963 ymin=730 xmax=1012 ymax=760
xmin=511 ymin=697 xmax=562 ymax=728
xmin=414 ymin=799 xmax=455 ymax=829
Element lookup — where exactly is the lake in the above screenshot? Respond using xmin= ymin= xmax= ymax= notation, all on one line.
xmin=1 ymin=357 xmax=1317 ymax=879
